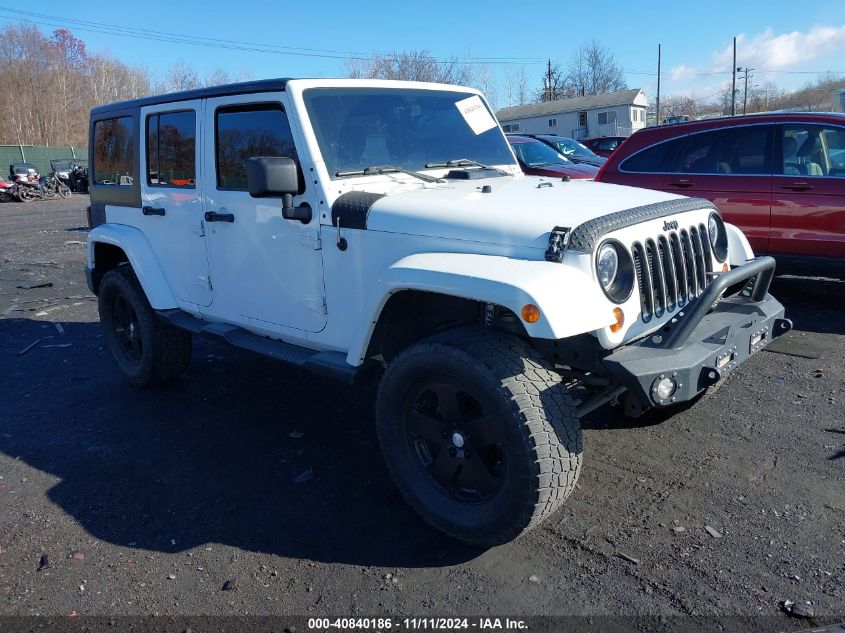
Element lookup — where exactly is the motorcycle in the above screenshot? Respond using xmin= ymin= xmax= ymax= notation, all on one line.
xmin=9 ymin=162 xmax=41 ymax=200
xmin=40 ymin=171 xmax=72 ymax=199
xmin=0 ymin=179 xmax=14 ymax=202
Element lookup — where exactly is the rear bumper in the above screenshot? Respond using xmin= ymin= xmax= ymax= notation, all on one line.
xmin=602 ymin=256 xmax=792 ymax=408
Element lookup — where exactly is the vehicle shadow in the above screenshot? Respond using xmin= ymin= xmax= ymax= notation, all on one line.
xmin=0 ymin=317 xmax=478 ymax=568
xmin=770 ymin=274 xmax=845 ymax=336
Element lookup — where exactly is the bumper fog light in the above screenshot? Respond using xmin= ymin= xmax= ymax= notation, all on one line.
xmin=654 ymin=376 xmax=677 ymax=401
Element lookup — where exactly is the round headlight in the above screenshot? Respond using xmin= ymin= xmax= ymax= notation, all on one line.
xmin=708 ymin=214 xmax=719 ymax=244
xmin=708 ymin=212 xmax=728 ymax=262
xmin=597 ymin=243 xmax=619 ymax=288
xmin=595 ymin=240 xmax=635 ymax=304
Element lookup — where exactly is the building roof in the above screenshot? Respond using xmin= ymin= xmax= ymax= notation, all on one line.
xmin=496 ymin=89 xmax=645 ymax=122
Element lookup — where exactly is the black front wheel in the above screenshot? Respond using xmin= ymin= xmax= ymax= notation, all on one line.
xmin=376 ymin=328 xmax=582 ymax=546
xmin=98 ymin=266 xmax=192 ymax=386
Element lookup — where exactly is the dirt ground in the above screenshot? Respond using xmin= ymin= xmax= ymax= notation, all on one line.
xmin=0 ymin=197 xmax=842 ymax=627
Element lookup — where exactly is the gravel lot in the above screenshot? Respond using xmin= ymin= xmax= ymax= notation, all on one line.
xmin=0 ymin=197 xmax=843 ymax=627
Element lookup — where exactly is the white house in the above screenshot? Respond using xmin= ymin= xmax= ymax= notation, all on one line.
xmin=496 ymin=89 xmax=649 ymax=140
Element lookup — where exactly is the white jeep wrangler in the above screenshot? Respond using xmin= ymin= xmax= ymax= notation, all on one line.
xmin=85 ymin=79 xmax=791 ymax=546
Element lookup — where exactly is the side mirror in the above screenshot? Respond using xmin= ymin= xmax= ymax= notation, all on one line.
xmin=246 ymin=156 xmax=299 ymax=198
xmin=246 ymin=156 xmax=311 ymax=223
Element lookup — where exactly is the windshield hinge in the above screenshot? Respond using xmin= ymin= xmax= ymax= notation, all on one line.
xmin=299 ymin=229 xmax=322 ymax=250
xmin=545 ymin=226 xmax=571 ymax=263
xmin=305 ymin=295 xmax=327 ymax=314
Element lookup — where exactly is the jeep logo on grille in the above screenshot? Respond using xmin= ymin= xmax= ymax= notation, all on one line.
xmin=663 ymin=219 xmax=679 ymax=231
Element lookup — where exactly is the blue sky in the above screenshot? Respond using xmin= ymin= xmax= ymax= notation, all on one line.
xmin=4 ymin=0 xmax=845 ymax=108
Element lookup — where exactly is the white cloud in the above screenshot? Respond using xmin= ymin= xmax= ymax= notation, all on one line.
xmin=711 ymin=24 xmax=845 ymax=72
xmin=668 ymin=65 xmax=696 ymax=81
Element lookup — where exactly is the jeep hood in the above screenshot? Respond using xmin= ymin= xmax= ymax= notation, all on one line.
xmin=362 ymin=175 xmax=687 ymax=250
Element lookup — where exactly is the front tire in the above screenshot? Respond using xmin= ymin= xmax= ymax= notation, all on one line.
xmin=98 ymin=266 xmax=192 ymax=386
xmin=58 ymin=183 xmax=71 ymax=198
xmin=376 ymin=328 xmax=582 ymax=546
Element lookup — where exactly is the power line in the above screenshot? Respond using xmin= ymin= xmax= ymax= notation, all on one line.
xmin=0 ymin=8 xmax=551 ymax=65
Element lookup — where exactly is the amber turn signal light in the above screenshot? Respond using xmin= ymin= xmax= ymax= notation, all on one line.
xmin=521 ymin=304 xmax=541 ymax=323
xmin=722 ymin=262 xmax=729 ymax=272
xmin=610 ymin=307 xmax=624 ymax=333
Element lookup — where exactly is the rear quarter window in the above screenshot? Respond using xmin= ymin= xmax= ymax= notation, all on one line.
xmin=93 ymin=116 xmax=135 ymax=186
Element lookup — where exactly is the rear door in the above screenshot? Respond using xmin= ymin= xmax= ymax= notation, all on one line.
xmin=663 ymin=124 xmax=773 ymax=254
xmin=770 ymin=122 xmax=845 ymax=258
xmin=139 ymin=101 xmax=212 ymax=307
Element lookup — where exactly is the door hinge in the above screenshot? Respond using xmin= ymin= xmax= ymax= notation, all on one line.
xmin=191 ymin=223 xmax=206 ymax=237
xmin=305 ymin=295 xmax=327 ymax=314
xmin=299 ymin=229 xmax=322 ymax=250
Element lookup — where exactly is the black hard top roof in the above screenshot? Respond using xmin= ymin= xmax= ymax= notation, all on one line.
xmin=91 ymin=78 xmax=291 ymax=115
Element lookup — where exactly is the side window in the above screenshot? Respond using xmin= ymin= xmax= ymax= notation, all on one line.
xmin=681 ymin=126 xmax=770 ymax=175
xmin=620 ymin=136 xmax=687 ymax=173
xmin=93 ymin=116 xmax=134 ymax=186
xmin=782 ymin=124 xmax=845 ymax=177
xmin=511 ymin=123 xmax=520 ymax=132
xmin=147 ymin=111 xmax=196 ymax=187
xmin=215 ymin=104 xmax=300 ymax=191
xmin=502 ymin=124 xmax=511 ymax=132
xmin=548 ymin=118 xmax=557 ymax=127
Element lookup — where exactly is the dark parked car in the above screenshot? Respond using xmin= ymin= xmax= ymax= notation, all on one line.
xmin=596 ymin=112 xmax=845 ymax=263
xmin=525 ymin=134 xmax=606 ymax=167
xmin=50 ymin=159 xmax=89 ymax=193
xmin=506 ymin=135 xmax=599 ymax=179
xmin=583 ymin=136 xmax=626 ymax=158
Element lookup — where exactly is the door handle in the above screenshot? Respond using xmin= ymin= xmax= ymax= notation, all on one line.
xmin=142 ymin=206 xmax=166 ymax=216
xmin=668 ymin=179 xmax=694 ymax=188
xmin=204 ymin=210 xmax=235 ymax=223
xmin=781 ymin=182 xmax=813 ymax=192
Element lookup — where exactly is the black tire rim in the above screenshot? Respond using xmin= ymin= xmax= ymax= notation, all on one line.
xmin=404 ymin=380 xmax=505 ymax=504
xmin=111 ymin=294 xmax=143 ymax=363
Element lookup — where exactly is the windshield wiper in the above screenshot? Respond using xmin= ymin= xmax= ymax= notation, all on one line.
xmin=335 ymin=165 xmax=440 ymax=183
xmin=425 ymin=158 xmax=511 ymax=175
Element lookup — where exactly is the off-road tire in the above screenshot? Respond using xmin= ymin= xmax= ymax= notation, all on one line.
xmin=376 ymin=327 xmax=582 ymax=546
xmin=98 ymin=266 xmax=192 ymax=386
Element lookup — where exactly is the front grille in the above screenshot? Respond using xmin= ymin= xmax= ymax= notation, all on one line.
xmin=632 ymin=223 xmax=713 ymax=322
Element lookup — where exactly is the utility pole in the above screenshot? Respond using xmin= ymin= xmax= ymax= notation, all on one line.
xmin=731 ymin=37 xmax=737 ymax=116
xmin=546 ymin=59 xmax=553 ymax=101
xmin=737 ymin=67 xmax=753 ymax=114
xmin=656 ymin=43 xmax=661 ymax=126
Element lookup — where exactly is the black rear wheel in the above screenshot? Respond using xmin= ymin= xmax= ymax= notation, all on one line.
xmin=377 ymin=328 xmax=582 ymax=546
xmin=98 ymin=266 xmax=192 ymax=386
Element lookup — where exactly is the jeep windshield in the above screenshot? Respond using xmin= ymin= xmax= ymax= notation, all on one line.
xmin=303 ymin=87 xmax=516 ymax=178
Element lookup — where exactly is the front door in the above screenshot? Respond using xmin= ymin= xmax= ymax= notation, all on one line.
xmin=201 ymin=94 xmax=327 ymax=333
xmin=139 ymin=101 xmax=211 ymax=307
xmin=770 ymin=122 xmax=845 ymax=258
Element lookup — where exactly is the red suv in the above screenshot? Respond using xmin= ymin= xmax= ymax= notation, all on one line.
xmin=596 ymin=113 xmax=845 ymax=262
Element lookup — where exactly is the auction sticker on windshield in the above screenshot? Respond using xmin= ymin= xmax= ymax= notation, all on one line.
xmin=455 ymin=95 xmax=497 ymax=135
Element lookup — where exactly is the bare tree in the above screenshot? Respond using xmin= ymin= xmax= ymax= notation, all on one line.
xmin=515 ymin=66 xmax=529 ymax=106
xmin=156 ymin=60 xmax=200 ymax=94
xmin=345 ymin=50 xmax=474 ymax=86
xmin=564 ymin=40 xmax=626 ymax=97
xmin=474 ymin=62 xmax=497 ymax=110
xmin=0 ymin=24 xmax=149 ymax=146
xmin=205 ymin=67 xmax=230 ymax=87
xmin=660 ymin=95 xmax=697 ymax=121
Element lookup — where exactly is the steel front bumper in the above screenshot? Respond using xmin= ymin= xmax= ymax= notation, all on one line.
xmin=602 ymin=256 xmax=792 ymax=409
